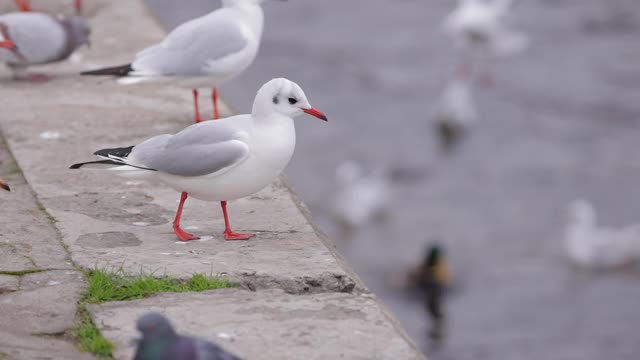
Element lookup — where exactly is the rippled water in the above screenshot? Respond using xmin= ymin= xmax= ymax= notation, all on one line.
xmin=148 ymin=0 xmax=640 ymax=358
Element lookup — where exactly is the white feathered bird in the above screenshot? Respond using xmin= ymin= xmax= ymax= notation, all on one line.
xmin=82 ymin=0 xmax=277 ymax=123
xmin=565 ymin=199 xmax=640 ymax=269
xmin=442 ymin=0 xmax=529 ymax=56
xmin=432 ymin=69 xmax=477 ymax=151
xmin=0 ymin=7 xmax=90 ymax=80
xmin=331 ymin=161 xmax=391 ymax=234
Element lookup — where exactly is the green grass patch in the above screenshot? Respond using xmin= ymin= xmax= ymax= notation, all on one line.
xmin=84 ymin=267 xmax=236 ymax=303
xmin=72 ymin=267 xmax=235 ymax=358
xmin=73 ymin=303 xmax=114 ymax=359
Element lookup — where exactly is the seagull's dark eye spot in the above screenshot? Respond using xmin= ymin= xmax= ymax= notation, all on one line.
xmin=273 ymin=96 xmax=279 ymax=104
xmin=288 ymin=97 xmax=298 ymax=105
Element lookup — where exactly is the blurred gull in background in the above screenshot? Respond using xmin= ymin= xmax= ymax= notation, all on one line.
xmin=331 ymin=161 xmax=391 ymax=238
xmin=0 ymin=2 xmax=90 ymax=81
xmin=82 ymin=0 xmax=274 ymax=122
xmin=442 ymin=0 xmax=529 ymax=56
xmin=432 ymin=66 xmax=477 ymax=152
xmin=565 ymin=199 xmax=640 ymax=270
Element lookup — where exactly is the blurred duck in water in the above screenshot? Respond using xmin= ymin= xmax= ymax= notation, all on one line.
xmin=405 ymin=244 xmax=452 ymax=342
xmin=565 ymin=199 xmax=640 ymax=270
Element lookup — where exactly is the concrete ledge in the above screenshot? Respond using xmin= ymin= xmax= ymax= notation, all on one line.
xmin=91 ymin=288 xmax=422 ymax=360
xmin=0 ymin=1 xmax=423 ymax=359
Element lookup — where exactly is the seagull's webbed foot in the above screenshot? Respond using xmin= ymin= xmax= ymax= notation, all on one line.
xmin=14 ymin=73 xmax=52 ymax=82
xmin=174 ymin=226 xmax=199 ymax=242
xmin=223 ymin=231 xmax=254 ymax=241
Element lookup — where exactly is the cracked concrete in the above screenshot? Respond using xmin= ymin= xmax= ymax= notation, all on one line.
xmin=0 ymin=0 xmax=422 ymax=359
xmin=90 ymin=289 xmax=423 ymax=360
xmin=0 ymin=136 xmax=91 ymax=359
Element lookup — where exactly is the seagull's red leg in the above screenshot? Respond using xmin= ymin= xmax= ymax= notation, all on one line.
xmin=212 ymin=87 xmax=220 ymax=120
xmin=193 ymin=89 xmax=203 ymax=123
xmin=174 ymin=192 xmax=199 ymax=241
xmin=221 ymin=201 xmax=254 ymax=240
xmin=0 ymin=40 xmax=16 ymax=50
xmin=14 ymin=0 xmax=31 ymax=11
xmin=75 ymin=0 xmax=83 ymax=14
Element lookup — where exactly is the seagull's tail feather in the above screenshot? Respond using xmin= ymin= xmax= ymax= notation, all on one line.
xmin=70 ymin=160 xmax=123 ymax=169
xmin=81 ymin=64 xmax=133 ymax=76
xmin=71 ymin=146 xmax=157 ymax=176
xmin=94 ymin=146 xmax=135 ymax=159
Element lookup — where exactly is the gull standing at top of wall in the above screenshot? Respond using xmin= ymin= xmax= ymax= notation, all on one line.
xmin=82 ymin=0 xmax=282 ymax=123
xmin=71 ymin=78 xmax=328 ymax=242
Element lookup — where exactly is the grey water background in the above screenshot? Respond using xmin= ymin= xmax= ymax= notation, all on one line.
xmin=147 ymin=0 xmax=640 ymax=358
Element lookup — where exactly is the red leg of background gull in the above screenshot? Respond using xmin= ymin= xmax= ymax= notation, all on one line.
xmin=75 ymin=0 xmax=83 ymax=14
xmin=0 ymin=40 xmax=16 ymax=50
xmin=193 ymin=89 xmax=203 ymax=123
xmin=212 ymin=88 xmax=220 ymax=120
xmin=173 ymin=192 xmax=199 ymax=241
xmin=220 ymin=201 xmax=254 ymax=240
xmin=15 ymin=0 xmax=31 ymax=11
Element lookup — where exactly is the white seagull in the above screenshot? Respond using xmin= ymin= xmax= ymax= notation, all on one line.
xmin=432 ymin=66 xmax=477 ymax=151
xmin=565 ymin=199 xmax=640 ymax=269
xmin=71 ymin=78 xmax=328 ymax=241
xmin=0 ymin=1 xmax=90 ymax=81
xmin=331 ymin=161 xmax=390 ymax=234
xmin=82 ymin=0 xmax=276 ymax=123
xmin=442 ymin=0 xmax=529 ymax=56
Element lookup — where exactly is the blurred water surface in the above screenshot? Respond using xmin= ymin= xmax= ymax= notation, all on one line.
xmin=148 ymin=0 xmax=640 ymax=358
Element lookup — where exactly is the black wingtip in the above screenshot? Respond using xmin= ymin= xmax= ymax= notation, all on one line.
xmin=81 ymin=64 xmax=133 ymax=76
xmin=70 ymin=160 xmax=123 ymax=169
xmin=0 ymin=182 xmax=10 ymax=192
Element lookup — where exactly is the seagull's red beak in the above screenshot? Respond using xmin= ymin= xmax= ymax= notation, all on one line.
xmin=0 ymin=178 xmax=10 ymax=192
xmin=303 ymin=107 xmax=328 ymax=121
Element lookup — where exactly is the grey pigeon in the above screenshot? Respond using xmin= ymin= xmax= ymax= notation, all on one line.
xmin=133 ymin=312 xmax=242 ymax=360
xmin=0 ymin=9 xmax=90 ymax=80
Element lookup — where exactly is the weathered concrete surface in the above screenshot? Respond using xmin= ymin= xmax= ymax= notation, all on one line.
xmin=0 ymin=134 xmax=89 ymax=358
xmin=0 ymin=1 xmax=422 ymax=358
xmin=0 ymin=0 xmax=361 ymax=294
xmin=0 ymin=270 xmax=85 ymax=335
xmin=91 ymin=288 xmax=422 ymax=360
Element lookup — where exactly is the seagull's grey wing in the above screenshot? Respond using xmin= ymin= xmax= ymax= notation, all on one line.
xmin=129 ymin=122 xmax=250 ymax=177
xmin=130 ymin=9 xmax=249 ymax=76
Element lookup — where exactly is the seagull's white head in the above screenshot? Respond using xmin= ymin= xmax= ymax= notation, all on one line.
xmin=253 ymin=78 xmax=328 ymax=121
xmin=569 ymin=199 xmax=596 ymax=228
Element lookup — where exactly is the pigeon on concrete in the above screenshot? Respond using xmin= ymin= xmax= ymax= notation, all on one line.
xmin=70 ymin=78 xmax=327 ymax=242
xmin=134 ymin=312 xmax=242 ymax=360
xmin=82 ymin=0 xmax=275 ymax=123
xmin=0 ymin=178 xmax=9 ymax=191
xmin=0 ymin=8 xmax=90 ymax=80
